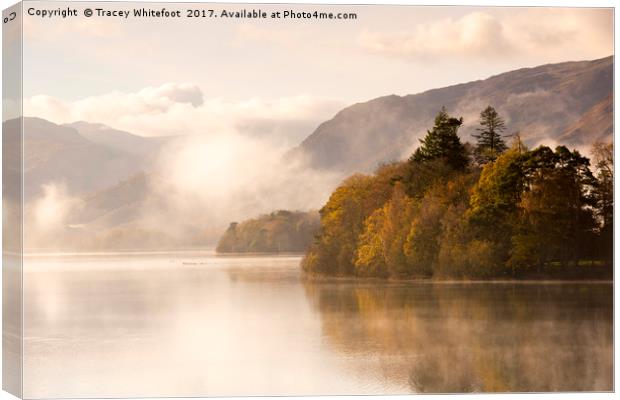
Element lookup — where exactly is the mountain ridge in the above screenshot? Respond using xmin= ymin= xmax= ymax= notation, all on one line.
xmin=293 ymin=56 xmax=613 ymax=174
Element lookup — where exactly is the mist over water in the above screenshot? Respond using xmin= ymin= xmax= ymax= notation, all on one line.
xmin=23 ymin=130 xmax=343 ymax=250
xmin=152 ymin=131 xmax=341 ymax=230
xmin=23 ymin=254 xmax=612 ymax=397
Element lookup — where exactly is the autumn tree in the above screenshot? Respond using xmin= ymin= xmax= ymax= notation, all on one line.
xmin=429 ymin=174 xmax=488 ymax=277
xmin=355 ymin=183 xmax=415 ymax=278
xmin=302 ymin=163 xmax=403 ymax=276
xmin=437 ymin=209 xmax=497 ymax=278
xmin=216 ymin=222 xmax=239 ymax=252
xmin=402 ymin=186 xmax=445 ymax=277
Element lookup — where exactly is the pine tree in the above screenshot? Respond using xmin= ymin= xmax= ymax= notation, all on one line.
xmin=411 ymin=107 xmax=468 ymax=170
xmin=473 ymin=106 xmax=508 ymax=165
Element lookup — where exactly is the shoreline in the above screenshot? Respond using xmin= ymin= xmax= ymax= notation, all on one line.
xmin=301 ymin=274 xmax=613 ymax=285
xmin=23 ymin=250 xmax=306 ymax=257
xmin=20 ymin=251 xmax=613 ymax=285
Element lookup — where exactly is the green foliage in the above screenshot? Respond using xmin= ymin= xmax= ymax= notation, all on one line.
xmin=466 ymin=144 xmax=524 ymax=269
xmin=508 ymin=146 xmax=597 ymax=271
xmin=216 ymin=210 xmax=320 ymax=253
xmin=469 ymin=144 xmax=524 ymax=221
xmin=411 ymin=107 xmax=468 ymax=171
xmin=398 ymin=158 xmax=456 ymax=198
xmin=472 ymin=106 xmax=508 ymax=165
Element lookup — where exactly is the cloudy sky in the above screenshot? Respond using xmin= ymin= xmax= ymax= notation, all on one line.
xmin=23 ymin=3 xmax=613 ymax=142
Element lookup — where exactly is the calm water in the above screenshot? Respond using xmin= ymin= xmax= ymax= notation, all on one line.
xmin=23 ymin=253 xmax=613 ymax=398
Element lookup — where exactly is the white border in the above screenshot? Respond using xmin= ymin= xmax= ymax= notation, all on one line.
xmin=0 ymin=1 xmax=616 ymax=400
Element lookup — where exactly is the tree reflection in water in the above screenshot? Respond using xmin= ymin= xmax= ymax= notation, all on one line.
xmin=303 ymin=281 xmax=612 ymax=393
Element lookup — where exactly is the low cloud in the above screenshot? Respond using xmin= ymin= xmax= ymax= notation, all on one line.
xmin=360 ymin=12 xmax=511 ymax=59
xmin=25 ymin=83 xmax=344 ymax=145
xmin=359 ymin=9 xmax=612 ymax=61
xmin=22 ymin=131 xmax=342 ymax=250
xmin=23 ymin=84 xmax=346 ymax=249
xmin=142 ymin=131 xmax=341 ymax=238
xmin=235 ymin=24 xmax=298 ymax=47
xmin=24 ymin=183 xmax=85 ymax=248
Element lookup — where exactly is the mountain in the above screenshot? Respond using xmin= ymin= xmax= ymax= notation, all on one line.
xmin=64 ymin=121 xmax=170 ymax=158
xmin=559 ymin=93 xmax=613 ymax=145
xmin=72 ymin=172 xmax=151 ymax=228
xmin=57 ymin=173 xmax=180 ymax=250
xmin=24 ymin=171 xmax=213 ymax=251
xmin=292 ymin=56 xmax=613 ymax=174
xmin=7 ymin=117 xmax=169 ymax=199
xmin=13 ymin=117 xmax=147 ymax=198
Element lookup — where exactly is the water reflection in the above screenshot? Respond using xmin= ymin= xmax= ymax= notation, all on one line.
xmin=302 ymin=281 xmax=613 ymax=392
xmin=25 ymin=254 xmax=404 ymax=398
xmin=24 ymin=254 xmax=612 ymax=397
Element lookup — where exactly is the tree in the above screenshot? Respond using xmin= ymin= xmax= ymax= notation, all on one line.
xmin=355 ymin=184 xmax=414 ymax=278
xmin=397 ymin=158 xmax=455 ymax=199
xmin=465 ymin=145 xmax=524 ymax=273
xmin=591 ymin=142 xmax=613 ymax=262
xmin=508 ymin=146 xmax=597 ymax=271
xmin=216 ymin=211 xmax=320 ymax=254
xmin=302 ymin=163 xmax=402 ymax=276
xmin=216 ymin=222 xmax=238 ymax=252
xmin=403 ymin=173 xmax=476 ymax=277
xmin=472 ymin=106 xmax=508 ymax=165
xmin=468 ymin=145 xmax=524 ymax=223
xmin=411 ymin=107 xmax=468 ymax=170
xmin=436 ymin=213 xmax=497 ymax=278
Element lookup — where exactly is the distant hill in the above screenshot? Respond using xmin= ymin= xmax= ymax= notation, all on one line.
xmin=291 ymin=56 xmax=613 ymax=174
xmin=72 ymin=172 xmax=151 ymax=229
xmin=64 ymin=121 xmax=171 ymax=158
xmin=559 ymin=93 xmax=613 ymax=145
xmin=5 ymin=117 xmax=154 ymax=198
xmin=25 ymin=172 xmax=217 ymax=251
xmin=216 ymin=210 xmax=320 ymax=253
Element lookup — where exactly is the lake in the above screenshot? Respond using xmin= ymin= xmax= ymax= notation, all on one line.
xmin=23 ymin=253 xmax=613 ymax=397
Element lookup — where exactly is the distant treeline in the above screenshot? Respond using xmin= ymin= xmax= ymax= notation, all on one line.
xmin=302 ymin=107 xmax=613 ymax=279
xmin=217 ymin=210 xmax=320 ymax=253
